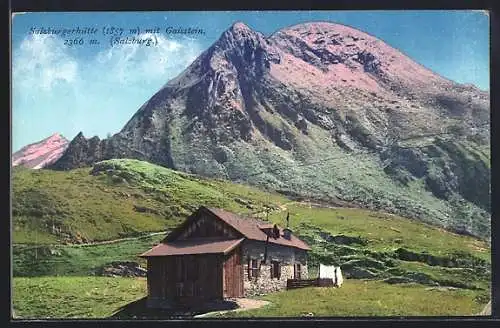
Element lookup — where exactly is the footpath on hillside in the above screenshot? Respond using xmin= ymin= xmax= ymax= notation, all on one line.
xmin=12 ymin=231 xmax=168 ymax=249
xmin=193 ymin=298 xmax=270 ymax=318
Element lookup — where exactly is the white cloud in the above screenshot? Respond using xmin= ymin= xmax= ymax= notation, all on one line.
xmin=13 ymin=34 xmax=78 ymax=91
xmin=12 ymin=30 xmax=204 ymax=150
xmin=13 ymin=31 xmax=203 ymax=93
xmin=95 ymin=33 xmax=202 ymax=85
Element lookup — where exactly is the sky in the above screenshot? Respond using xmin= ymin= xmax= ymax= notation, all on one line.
xmin=11 ymin=10 xmax=489 ymax=152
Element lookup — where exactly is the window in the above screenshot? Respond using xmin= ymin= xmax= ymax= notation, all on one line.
xmin=271 ymin=260 xmax=281 ymax=279
xmin=248 ymin=259 xmax=259 ymax=279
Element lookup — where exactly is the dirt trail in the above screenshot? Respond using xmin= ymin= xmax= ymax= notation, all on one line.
xmin=233 ymin=298 xmax=270 ymax=310
xmin=13 ymin=231 xmax=168 ymax=249
xmin=194 ymin=298 xmax=270 ymax=318
xmin=63 ymin=231 xmax=168 ymax=247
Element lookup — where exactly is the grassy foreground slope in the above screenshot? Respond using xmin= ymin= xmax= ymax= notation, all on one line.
xmin=12 ymin=277 xmax=487 ymax=318
xmin=217 ymin=281 xmax=486 ymax=317
xmin=13 ymin=277 xmax=146 ymax=319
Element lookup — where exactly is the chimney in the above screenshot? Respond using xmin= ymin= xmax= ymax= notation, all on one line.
xmin=272 ymin=224 xmax=280 ymax=239
xmin=283 ymin=228 xmax=292 ymax=240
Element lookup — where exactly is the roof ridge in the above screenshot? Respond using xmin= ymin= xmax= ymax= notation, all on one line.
xmin=207 ymin=207 xmax=271 ymax=224
xmin=166 ymin=237 xmax=243 ymax=244
xmin=205 ymin=207 xmax=310 ymax=250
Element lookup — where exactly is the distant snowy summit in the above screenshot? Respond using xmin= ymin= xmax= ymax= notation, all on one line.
xmin=12 ymin=133 xmax=69 ymax=169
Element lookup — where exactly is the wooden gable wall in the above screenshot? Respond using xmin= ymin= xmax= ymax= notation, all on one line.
xmin=177 ymin=211 xmax=240 ymax=240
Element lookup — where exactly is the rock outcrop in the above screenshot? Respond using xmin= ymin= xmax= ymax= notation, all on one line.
xmin=95 ymin=261 xmax=147 ymax=277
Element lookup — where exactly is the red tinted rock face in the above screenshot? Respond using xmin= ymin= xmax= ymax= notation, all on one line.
xmin=12 ymin=133 xmax=69 ymax=169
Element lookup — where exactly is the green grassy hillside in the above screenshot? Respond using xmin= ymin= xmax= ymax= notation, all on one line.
xmin=12 ymin=159 xmax=287 ymax=244
xmin=12 ymin=159 xmax=491 ymax=318
xmin=12 ymin=159 xmax=490 ymax=269
xmin=13 ymin=234 xmax=164 ymax=277
xmin=265 ymin=204 xmax=490 ymax=261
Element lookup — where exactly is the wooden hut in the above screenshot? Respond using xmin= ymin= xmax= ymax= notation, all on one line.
xmin=140 ymin=206 xmax=311 ymax=308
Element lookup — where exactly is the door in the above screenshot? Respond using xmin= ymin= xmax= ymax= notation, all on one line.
xmin=223 ymin=247 xmax=243 ymax=298
xmin=294 ymin=263 xmax=301 ymax=279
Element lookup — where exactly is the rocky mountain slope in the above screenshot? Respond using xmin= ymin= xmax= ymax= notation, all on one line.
xmin=49 ymin=22 xmax=490 ymax=239
xmin=13 ymin=133 xmax=69 ymax=169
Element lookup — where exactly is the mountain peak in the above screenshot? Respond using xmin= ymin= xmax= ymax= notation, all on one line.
xmin=46 ymin=133 xmax=66 ymax=141
xmin=230 ymin=21 xmax=252 ymax=32
xmin=12 ymin=133 xmax=70 ymax=169
xmin=219 ymin=21 xmax=259 ymax=43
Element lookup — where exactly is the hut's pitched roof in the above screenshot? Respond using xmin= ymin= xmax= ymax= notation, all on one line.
xmin=141 ymin=206 xmax=311 ymax=257
xmin=205 ymin=207 xmax=311 ymax=250
xmin=140 ymin=238 xmax=244 ymax=257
